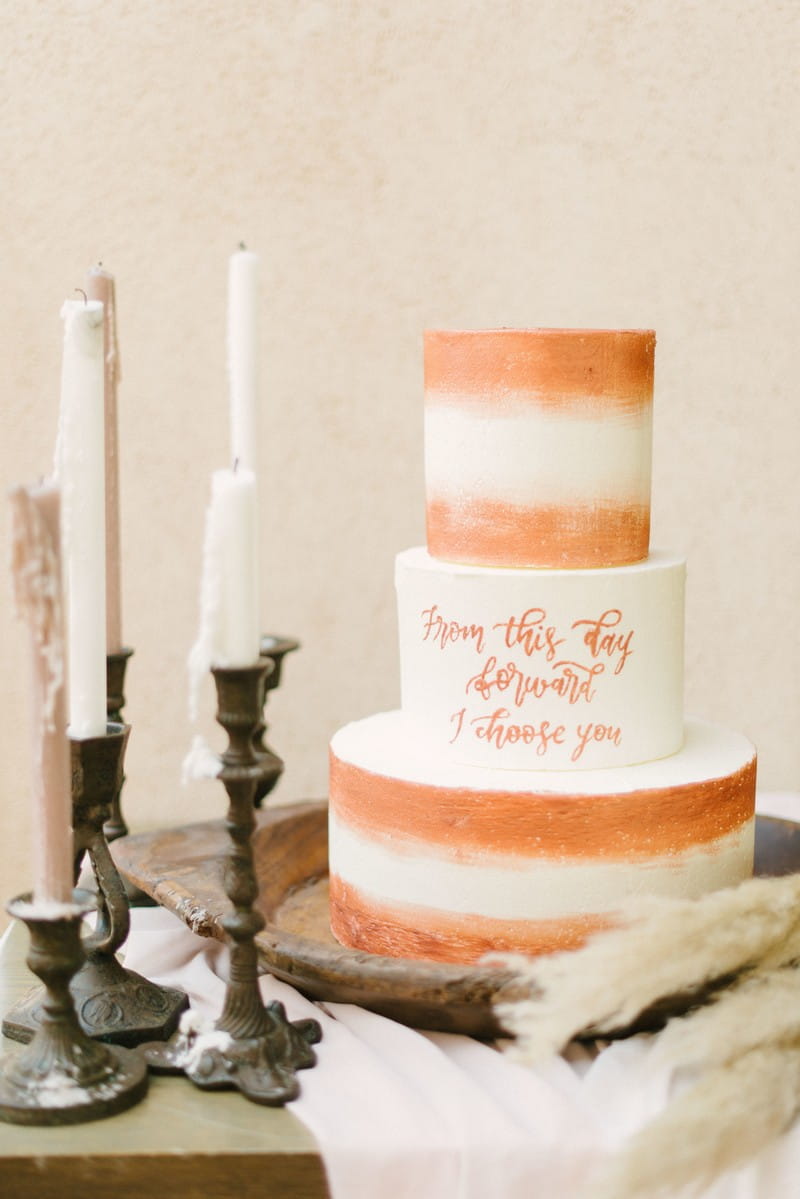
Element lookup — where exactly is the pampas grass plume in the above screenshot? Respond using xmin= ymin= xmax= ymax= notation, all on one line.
xmin=494 ymin=874 xmax=800 ymax=1061
xmin=589 ymin=1046 xmax=800 ymax=1199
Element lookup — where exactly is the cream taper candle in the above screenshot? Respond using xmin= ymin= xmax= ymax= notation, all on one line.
xmin=86 ymin=265 xmax=123 ymax=655
xmin=228 ymin=246 xmax=259 ymax=473
xmin=216 ymin=466 xmax=260 ymax=664
xmin=9 ymin=482 xmax=72 ymax=905
xmin=56 ymin=298 xmax=107 ymax=739
xmin=187 ymin=466 xmax=260 ymax=720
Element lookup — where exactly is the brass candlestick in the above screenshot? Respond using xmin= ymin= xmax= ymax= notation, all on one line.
xmin=141 ymin=661 xmax=321 ymax=1105
xmin=104 ymin=647 xmax=134 ymax=841
xmin=3 ymin=723 xmax=189 ymax=1047
xmin=253 ymin=635 xmax=299 ymax=807
xmin=105 ymin=647 xmax=155 ymax=907
xmin=0 ymin=891 xmax=148 ymax=1125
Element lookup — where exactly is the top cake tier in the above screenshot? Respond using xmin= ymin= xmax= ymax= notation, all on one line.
xmin=424 ymin=328 xmax=656 ymax=569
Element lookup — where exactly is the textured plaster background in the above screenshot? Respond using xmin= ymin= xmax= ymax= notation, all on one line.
xmin=0 ymin=2 xmax=797 ymax=919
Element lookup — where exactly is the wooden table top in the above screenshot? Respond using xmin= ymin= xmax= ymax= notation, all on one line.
xmin=0 ymin=922 xmax=330 ymax=1199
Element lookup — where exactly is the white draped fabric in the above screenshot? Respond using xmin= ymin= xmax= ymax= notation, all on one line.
xmin=116 ymin=791 xmax=800 ymax=1199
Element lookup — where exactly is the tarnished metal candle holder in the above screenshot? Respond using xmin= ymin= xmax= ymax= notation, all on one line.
xmin=104 ymin=648 xmax=134 ymax=841
xmin=3 ymin=722 xmax=188 ymax=1048
xmin=0 ymin=891 xmax=148 ymax=1125
xmin=105 ymin=647 xmax=156 ymax=907
xmin=142 ymin=660 xmax=321 ymax=1105
xmin=253 ymin=635 xmax=299 ymax=807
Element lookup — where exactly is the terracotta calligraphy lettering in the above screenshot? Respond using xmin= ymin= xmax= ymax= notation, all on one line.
xmin=470 ymin=708 xmax=566 ymax=754
xmin=421 ymin=604 xmax=485 ymax=653
xmin=572 ymin=721 xmax=623 ymax=762
xmin=449 ymin=707 xmax=466 ymax=743
xmin=466 ymin=655 xmax=605 ymax=708
xmin=572 ymin=609 xmax=634 ymax=674
xmin=492 ymin=608 xmax=565 ymax=661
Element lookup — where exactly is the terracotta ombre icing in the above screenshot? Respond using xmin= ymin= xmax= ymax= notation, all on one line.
xmin=426 ymin=498 xmax=650 ymax=570
xmin=424 ymin=328 xmax=655 ymax=569
xmin=329 ymin=748 xmax=756 ymax=863
xmin=329 ymin=876 xmax=613 ymax=964
xmin=423 ymin=328 xmax=655 ymax=407
xmin=327 ymin=329 xmax=757 ymax=967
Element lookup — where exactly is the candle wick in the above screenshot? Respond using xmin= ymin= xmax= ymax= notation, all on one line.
xmin=74 ymin=288 xmax=88 ymax=305
xmin=238 ymin=241 xmax=246 ymax=252
xmin=233 ymin=457 xmax=240 ymax=474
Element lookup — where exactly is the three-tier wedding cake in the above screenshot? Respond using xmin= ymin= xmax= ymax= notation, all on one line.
xmin=329 ymin=329 xmax=757 ymax=964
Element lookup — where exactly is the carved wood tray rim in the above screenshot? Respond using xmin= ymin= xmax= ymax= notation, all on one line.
xmin=114 ymin=803 xmax=800 ymax=1040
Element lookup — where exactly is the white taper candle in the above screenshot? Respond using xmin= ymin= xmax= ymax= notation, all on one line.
xmin=228 ymin=247 xmax=259 ymax=473
xmin=86 ymin=265 xmax=123 ymax=655
xmin=57 ymin=298 xmax=107 ymax=739
xmin=187 ymin=466 xmax=260 ymax=721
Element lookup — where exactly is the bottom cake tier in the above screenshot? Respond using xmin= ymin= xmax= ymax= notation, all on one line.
xmin=328 ymin=712 xmax=757 ymax=964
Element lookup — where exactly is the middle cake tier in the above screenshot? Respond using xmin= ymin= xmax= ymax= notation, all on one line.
xmin=396 ymin=546 xmax=685 ymax=771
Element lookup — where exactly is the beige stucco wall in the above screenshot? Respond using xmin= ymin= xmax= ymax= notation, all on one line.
xmin=0 ymin=2 xmax=797 ymax=921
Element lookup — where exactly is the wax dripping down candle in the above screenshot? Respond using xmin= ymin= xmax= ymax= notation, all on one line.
xmin=56 ymin=297 xmax=107 ymax=738
xmin=86 ymin=265 xmax=123 ymax=656
xmin=188 ymin=464 xmax=261 ymax=720
xmin=9 ymin=483 xmax=72 ymax=905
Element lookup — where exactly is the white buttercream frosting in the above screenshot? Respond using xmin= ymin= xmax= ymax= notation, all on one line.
xmin=396 ymin=547 xmax=685 ymax=771
xmin=331 ymin=712 xmax=755 ymax=797
xmin=329 ymin=810 xmax=754 ymax=920
xmin=425 ymin=399 xmax=652 ymax=508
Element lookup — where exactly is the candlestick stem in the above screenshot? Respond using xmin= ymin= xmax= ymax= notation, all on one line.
xmin=253 ymin=635 xmax=299 ymax=807
xmin=103 ymin=647 xmax=133 ymax=841
xmin=141 ymin=661 xmax=321 ymax=1104
xmin=104 ymin=647 xmax=156 ymax=908
xmin=216 ymin=663 xmax=268 ymax=1037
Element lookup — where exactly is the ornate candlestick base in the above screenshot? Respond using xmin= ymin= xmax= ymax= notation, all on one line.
xmin=142 ymin=661 xmax=321 ymax=1105
xmin=0 ymin=892 xmax=148 ymax=1125
xmin=3 ymin=723 xmax=188 ymax=1047
xmin=3 ymin=949 xmax=189 ymax=1050
xmin=144 ymin=1000 xmax=320 ymax=1106
xmin=253 ymin=635 xmax=299 ymax=807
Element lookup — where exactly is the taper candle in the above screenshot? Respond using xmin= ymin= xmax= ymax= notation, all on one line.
xmin=86 ymin=265 xmax=123 ymax=655
xmin=216 ymin=466 xmax=260 ymax=664
xmin=228 ymin=246 xmax=259 ymax=473
xmin=56 ymin=298 xmax=107 ymax=738
xmin=9 ymin=482 xmax=72 ymax=905
xmin=188 ymin=466 xmax=260 ymax=719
